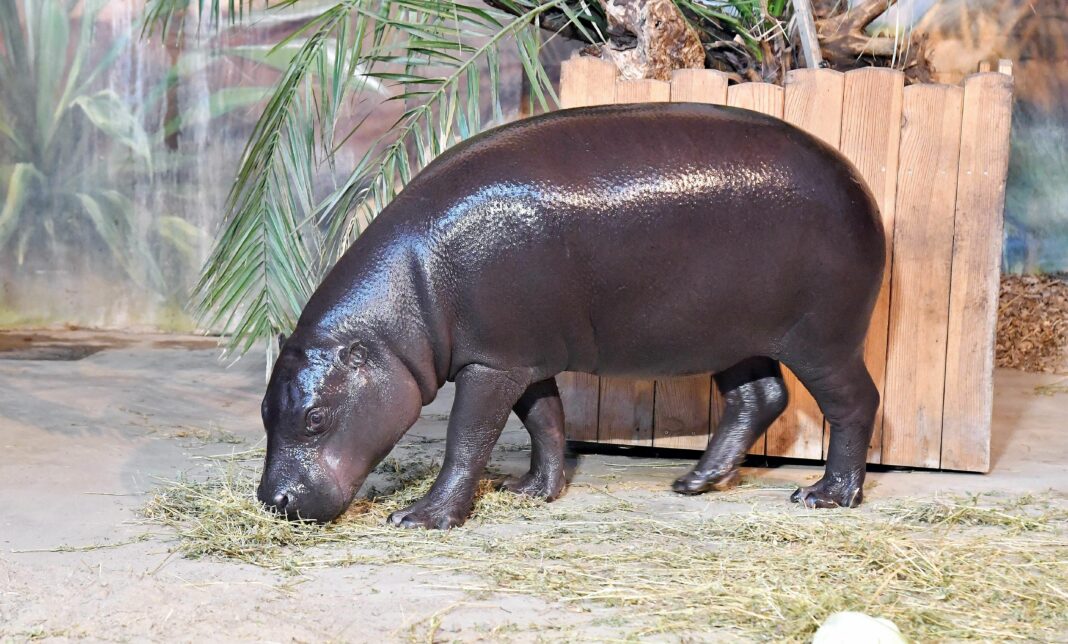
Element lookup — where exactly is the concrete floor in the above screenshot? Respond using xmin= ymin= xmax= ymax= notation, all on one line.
xmin=0 ymin=331 xmax=1065 ymax=641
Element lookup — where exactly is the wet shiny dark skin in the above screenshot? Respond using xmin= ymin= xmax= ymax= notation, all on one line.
xmin=257 ymin=102 xmax=885 ymax=527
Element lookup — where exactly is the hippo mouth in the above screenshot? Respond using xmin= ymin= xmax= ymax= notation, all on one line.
xmin=258 ymin=462 xmax=356 ymax=524
xmin=316 ymin=456 xmax=386 ymax=523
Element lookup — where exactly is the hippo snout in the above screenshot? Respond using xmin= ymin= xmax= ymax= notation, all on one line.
xmin=257 ymin=479 xmax=345 ymax=524
xmin=260 ymin=488 xmax=291 ymax=512
xmin=256 ymin=480 xmax=298 ymax=518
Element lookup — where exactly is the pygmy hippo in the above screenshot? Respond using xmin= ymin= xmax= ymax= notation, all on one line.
xmin=258 ymin=102 xmax=885 ymax=528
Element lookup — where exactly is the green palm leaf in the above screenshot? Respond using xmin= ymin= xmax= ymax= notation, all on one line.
xmin=143 ymin=0 xmax=301 ymax=36
xmin=0 ymin=163 xmax=43 ymax=249
xmin=188 ymin=0 xmax=604 ymax=359
xmin=190 ymin=3 xmax=353 ymax=361
xmin=74 ymin=90 xmax=154 ymax=165
xmin=319 ymin=0 xmax=585 ymax=261
xmin=177 ymin=0 xmax=775 ymax=358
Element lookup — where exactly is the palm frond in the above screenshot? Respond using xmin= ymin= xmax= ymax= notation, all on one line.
xmin=320 ymin=0 xmax=594 ymax=261
xmin=191 ymin=0 xmax=605 ymax=358
xmin=191 ymin=1 xmax=364 ymax=362
xmin=142 ymin=0 xmax=300 ymax=37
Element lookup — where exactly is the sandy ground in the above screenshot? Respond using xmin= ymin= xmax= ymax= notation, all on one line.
xmin=0 ymin=331 xmax=1066 ymax=642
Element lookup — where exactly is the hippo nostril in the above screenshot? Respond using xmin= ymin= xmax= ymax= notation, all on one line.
xmin=272 ymin=492 xmax=289 ymax=510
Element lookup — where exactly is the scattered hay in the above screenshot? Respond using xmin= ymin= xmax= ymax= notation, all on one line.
xmin=997 ymin=274 xmax=1068 ymax=373
xmin=142 ymin=458 xmax=1068 ymax=641
xmin=142 ymin=457 xmax=545 ymax=574
xmin=17 ymin=627 xmax=87 ymax=641
xmin=11 ymin=534 xmax=151 ymax=554
xmin=166 ymin=425 xmax=244 ymax=445
xmin=882 ymin=494 xmax=1053 ymax=530
xmin=1034 ymin=379 xmax=1068 ymax=396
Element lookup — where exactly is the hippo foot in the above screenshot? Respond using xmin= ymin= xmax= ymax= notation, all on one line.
xmin=500 ymin=469 xmax=565 ymax=500
xmin=790 ymin=477 xmax=863 ymax=509
xmin=387 ymin=498 xmax=470 ymax=530
xmin=672 ymin=467 xmax=739 ymax=495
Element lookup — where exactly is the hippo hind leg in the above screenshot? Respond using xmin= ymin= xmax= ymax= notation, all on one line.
xmin=501 ymin=377 xmax=567 ymax=500
xmin=673 ymin=357 xmax=788 ymax=495
xmin=788 ymin=353 xmax=879 ymax=508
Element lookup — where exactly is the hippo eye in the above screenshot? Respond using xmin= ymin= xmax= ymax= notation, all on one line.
xmin=341 ymin=342 xmax=367 ymax=369
xmin=306 ymin=408 xmax=327 ymax=432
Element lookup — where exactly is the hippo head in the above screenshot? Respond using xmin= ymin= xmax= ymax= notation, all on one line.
xmin=256 ymin=333 xmax=422 ymax=522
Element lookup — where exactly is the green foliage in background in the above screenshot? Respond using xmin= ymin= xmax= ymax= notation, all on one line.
xmin=145 ymin=0 xmax=774 ymax=358
xmin=0 ymin=0 xmax=305 ymax=305
xmin=0 ymin=0 xmax=169 ymax=289
xmin=1005 ymin=109 xmax=1068 ymax=274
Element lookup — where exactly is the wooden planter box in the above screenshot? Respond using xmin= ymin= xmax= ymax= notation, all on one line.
xmin=555 ymin=57 xmax=1014 ymax=473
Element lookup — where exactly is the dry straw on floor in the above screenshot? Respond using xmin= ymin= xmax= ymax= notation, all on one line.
xmin=142 ymin=455 xmax=1068 ymax=641
xmin=997 ymin=274 xmax=1068 ymax=373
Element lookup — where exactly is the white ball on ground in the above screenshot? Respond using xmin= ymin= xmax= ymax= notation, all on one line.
xmin=812 ymin=611 xmax=906 ymax=644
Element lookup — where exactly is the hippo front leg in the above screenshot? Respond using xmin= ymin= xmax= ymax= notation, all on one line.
xmin=501 ymin=377 xmax=567 ymax=500
xmin=388 ymin=364 xmax=527 ymax=529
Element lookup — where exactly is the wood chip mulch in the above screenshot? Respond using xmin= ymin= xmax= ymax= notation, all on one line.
xmin=996 ymin=274 xmax=1068 ymax=373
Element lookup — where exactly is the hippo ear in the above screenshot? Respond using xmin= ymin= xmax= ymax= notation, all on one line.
xmin=277 ymin=333 xmax=288 ymax=350
xmin=342 ymin=342 xmax=367 ymax=369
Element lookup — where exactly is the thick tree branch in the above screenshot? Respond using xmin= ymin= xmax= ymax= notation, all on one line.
xmin=821 ymin=0 xmax=894 ymax=33
xmin=483 ymin=0 xmax=930 ymax=83
xmin=596 ymin=0 xmax=704 ymax=80
xmin=815 ymin=0 xmax=930 ymax=81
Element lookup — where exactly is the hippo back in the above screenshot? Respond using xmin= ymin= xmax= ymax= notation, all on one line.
xmin=311 ymin=103 xmax=885 ymax=380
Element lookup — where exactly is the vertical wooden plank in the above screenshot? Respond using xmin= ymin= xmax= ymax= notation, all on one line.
xmin=615 ymin=78 xmax=671 ymax=103
xmin=599 ymin=378 xmax=656 ymax=445
xmin=557 ymin=55 xmax=618 ymax=441
xmin=559 ymin=55 xmax=618 ymax=108
xmin=838 ymin=67 xmax=904 ymax=463
xmin=711 ymin=386 xmax=725 ymax=431
xmin=765 ymin=69 xmax=845 ymax=460
xmin=941 ymin=71 xmax=1013 ymax=472
xmin=727 ymin=83 xmax=784 ymax=456
xmin=557 ymin=373 xmax=600 ymax=442
xmin=882 ymin=84 xmax=964 ymax=468
xmin=726 ymin=83 xmax=785 ymax=118
xmin=653 ymin=375 xmax=713 ymax=450
xmin=782 ymin=69 xmax=844 ymax=147
xmin=645 ymin=69 xmax=729 ymax=451
xmin=596 ymin=76 xmax=670 ymax=446
xmin=669 ymin=68 xmax=728 ymax=104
